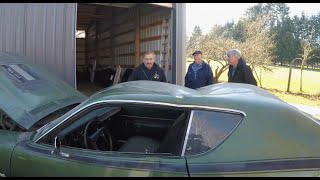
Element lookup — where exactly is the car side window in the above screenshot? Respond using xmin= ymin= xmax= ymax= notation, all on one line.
xmin=184 ymin=110 xmax=243 ymax=156
xmin=57 ymin=106 xmax=113 ymax=138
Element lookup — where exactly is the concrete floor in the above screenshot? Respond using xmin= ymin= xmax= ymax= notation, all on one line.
xmin=76 ymin=82 xmax=105 ymax=96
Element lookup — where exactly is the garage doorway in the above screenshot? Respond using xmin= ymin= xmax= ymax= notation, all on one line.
xmin=75 ymin=3 xmax=173 ymax=96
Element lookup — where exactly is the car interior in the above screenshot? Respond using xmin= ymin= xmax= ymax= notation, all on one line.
xmin=42 ymin=105 xmax=191 ymax=156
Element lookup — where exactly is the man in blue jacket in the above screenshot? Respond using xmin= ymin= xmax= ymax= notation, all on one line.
xmin=185 ymin=50 xmax=215 ymax=89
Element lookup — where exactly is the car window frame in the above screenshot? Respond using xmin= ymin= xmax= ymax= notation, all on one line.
xmin=34 ymin=102 xmax=191 ymax=157
xmin=33 ymin=100 xmax=246 ymax=157
xmin=181 ymin=109 xmax=245 ymax=157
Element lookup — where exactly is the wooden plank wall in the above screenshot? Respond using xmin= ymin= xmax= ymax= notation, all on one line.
xmin=78 ymin=4 xmax=172 ymax=81
xmin=76 ymin=38 xmax=85 ymax=71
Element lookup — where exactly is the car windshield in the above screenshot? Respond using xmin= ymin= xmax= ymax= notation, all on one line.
xmin=33 ymin=101 xmax=88 ymax=140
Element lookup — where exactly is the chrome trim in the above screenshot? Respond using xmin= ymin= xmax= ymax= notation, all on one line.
xmin=310 ymin=117 xmax=320 ymax=126
xmin=34 ymin=100 xmax=246 ymax=142
xmin=92 ymin=100 xmax=247 ymax=116
xmin=181 ymin=110 xmax=194 ymax=157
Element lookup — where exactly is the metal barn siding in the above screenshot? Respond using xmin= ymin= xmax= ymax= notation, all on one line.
xmin=174 ymin=3 xmax=186 ymax=86
xmin=0 ymin=3 xmax=77 ymax=87
xmin=113 ymin=8 xmax=136 ymax=66
xmin=139 ymin=6 xmax=173 ymax=82
xmin=0 ymin=4 xmax=25 ymax=54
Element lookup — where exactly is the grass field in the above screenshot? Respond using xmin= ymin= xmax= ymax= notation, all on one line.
xmin=186 ymin=59 xmax=320 ymax=107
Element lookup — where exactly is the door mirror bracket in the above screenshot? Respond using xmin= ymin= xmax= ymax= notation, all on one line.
xmin=51 ymin=136 xmax=69 ymax=158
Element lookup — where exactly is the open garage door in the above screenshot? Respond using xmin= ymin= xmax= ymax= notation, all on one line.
xmin=76 ymin=3 xmax=174 ymax=96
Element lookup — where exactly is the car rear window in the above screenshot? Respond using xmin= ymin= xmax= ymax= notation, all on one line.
xmin=184 ymin=110 xmax=243 ymax=156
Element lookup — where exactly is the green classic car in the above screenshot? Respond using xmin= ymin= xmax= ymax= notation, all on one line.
xmin=1 ymin=52 xmax=320 ymax=177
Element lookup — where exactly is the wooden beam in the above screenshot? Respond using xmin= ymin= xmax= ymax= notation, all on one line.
xmin=140 ymin=6 xmax=163 ymax=17
xmin=84 ymin=22 xmax=94 ymax=66
xmin=95 ymin=21 xmax=99 ymax=66
xmin=114 ymin=41 xmax=135 ymax=48
xmin=99 ymin=36 xmax=111 ymax=42
xmin=140 ymin=20 xmax=163 ymax=30
xmin=88 ymin=40 xmax=134 ymax=52
xmin=114 ymin=17 xmax=135 ymax=27
xmin=115 ymin=53 xmax=135 ymax=57
xmin=113 ymin=8 xmax=128 ymax=16
xmin=140 ymin=35 xmax=165 ymax=43
xmin=114 ymin=29 xmax=135 ymax=38
xmin=135 ymin=7 xmax=140 ymax=67
xmin=77 ymin=14 xmax=112 ymax=19
xmin=98 ymin=55 xmax=112 ymax=59
xmin=110 ymin=8 xmax=115 ymax=67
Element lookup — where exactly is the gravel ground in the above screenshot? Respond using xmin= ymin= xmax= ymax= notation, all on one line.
xmin=289 ymin=103 xmax=320 ymax=120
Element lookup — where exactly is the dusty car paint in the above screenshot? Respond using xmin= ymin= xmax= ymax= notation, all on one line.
xmin=0 ymin=130 xmax=33 ymax=176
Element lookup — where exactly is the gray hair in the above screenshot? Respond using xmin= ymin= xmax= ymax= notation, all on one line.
xmin=143 ymin=51 xmax=156 ymax=58
xmin=227 ymin=49 xmax=241 ymax=59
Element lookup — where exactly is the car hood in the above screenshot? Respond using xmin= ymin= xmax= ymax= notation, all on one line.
xmin=0 ymin=52 xmax=87 ymax=130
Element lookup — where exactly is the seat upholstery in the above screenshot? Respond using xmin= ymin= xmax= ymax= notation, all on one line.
xmin=118 ymin=112 xmax=187 ymax=155
xmin=158 ymin=112 xmax=187 ymax=155
xmin=118 ymin=136 xmax=160 ymax=153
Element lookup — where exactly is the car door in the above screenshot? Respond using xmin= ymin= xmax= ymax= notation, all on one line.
xmin=11 ymin=141 xmax=188 ymax=177
xmin=10 ymin=103 xmax=189 ymax=177
xmin=10 ymin=141 xmax=162 ymax=177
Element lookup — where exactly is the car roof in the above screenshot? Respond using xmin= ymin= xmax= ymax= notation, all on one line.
xmin=85 ymin=80 xmax=285 ymax=112
xmin=83 ymin=81 xmax=320 ymax=161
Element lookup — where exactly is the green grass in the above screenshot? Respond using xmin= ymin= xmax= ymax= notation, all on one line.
xmin=266 ymin=89 xmax=320 ymax=107
xmin=186 ymin=58 xmax=320 ymax=107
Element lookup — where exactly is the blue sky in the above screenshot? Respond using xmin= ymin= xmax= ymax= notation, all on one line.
xmin=186 ymin=3 xmax=320 ymax=37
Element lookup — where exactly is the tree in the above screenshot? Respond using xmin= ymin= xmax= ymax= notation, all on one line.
xmin=239 ymin=16 xmax=275 ymax=86
xmin=245 ymin=3 xmax=296 ymax=66
xmin=307 ymin=47 xmax=320 ymax=68
xmin=199 ymin=16 xmax=275 ymax=84
xmin=200 ymin=29 xmax=241 ymax=82
xmin=299 ymin=38 xmax=319 ymax=91
xmin=186 ymin=26 xmax=203 ymax=58
xmin=245 ymin=3 xmax=290 ymax=29
xmin=273 ymin=17 xmax=301 ymax=65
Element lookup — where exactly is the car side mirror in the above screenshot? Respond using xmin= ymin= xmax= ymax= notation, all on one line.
xmin=51 ymin=136 xmax=70 ymax=158
xmin=51 ymin=136 xmax=61 ymax=155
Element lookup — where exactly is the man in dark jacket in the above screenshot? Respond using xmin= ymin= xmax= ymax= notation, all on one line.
xmin=185 ymin=50 xmax=215 ymax=89
xmin=227 ymin=49 xmax=257 ymax=86
xmin=128 ymin=51 xmax=167 ymax=82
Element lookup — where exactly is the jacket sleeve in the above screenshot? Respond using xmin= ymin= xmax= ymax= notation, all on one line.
xmin=160 ymin=69 xmax=167 ymax=82
xmin=184 ymin=65 xmax=191 ymax=88
xmin=128 ymin=69 xmax=138 ymax=81
xmin=244 ymin=66 xmax=257 ymax=86
xmin=207 ymin=65 xmax=215 ymax=85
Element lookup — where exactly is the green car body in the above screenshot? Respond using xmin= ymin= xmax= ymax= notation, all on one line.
xmin=0 ymin=53 xmax=320 ymax=177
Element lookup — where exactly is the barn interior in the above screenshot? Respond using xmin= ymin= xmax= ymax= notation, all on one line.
xmin=76 ymin=3 xmax=173 ymax=96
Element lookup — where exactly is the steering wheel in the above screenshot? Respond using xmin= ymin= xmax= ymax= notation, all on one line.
xmin=84 ymin=118 xmax=113 ymax=151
